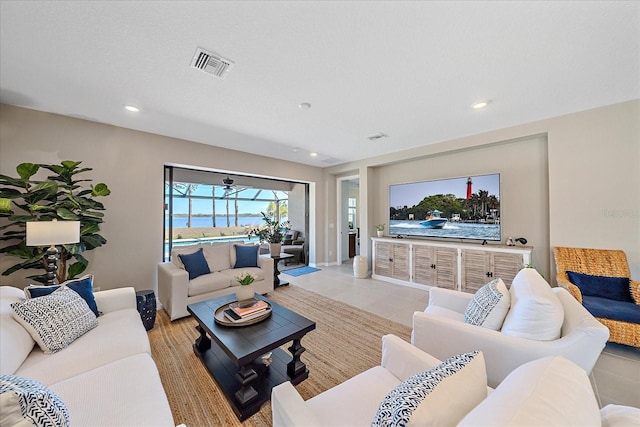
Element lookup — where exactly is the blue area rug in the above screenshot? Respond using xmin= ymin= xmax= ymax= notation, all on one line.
xmin=283 ymin=266 xmax=321 ymax=277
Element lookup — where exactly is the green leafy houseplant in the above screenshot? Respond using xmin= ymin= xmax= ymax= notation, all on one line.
xmin=0 ymin=161 xmax=111 ymax=284
xmin=235 ymin=271 xmax=255 ymax=286
xmin=376 ymin=224 xmax=385 ymax=231
xmin=252 ymin=212 xmax=290 ymax=244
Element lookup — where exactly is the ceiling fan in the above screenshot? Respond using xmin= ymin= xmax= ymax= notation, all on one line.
xmin=220 ymin=175 xmax=246 ymax=198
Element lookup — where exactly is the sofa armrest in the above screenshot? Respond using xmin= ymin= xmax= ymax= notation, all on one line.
xmin=271 ymin=381 xmax=323 ymax=427
xmin=427 ymin=287 xmax=474 ymax=313
xmin=381 ymin=334 xmax=442 ymax=381
xmin=157 ymin=262 xmax=190 ymax=321
xmin=556 ymin=274 xmax=583 ymax=303
xmin=94 ymin=287 xmax=136 ymax=314
xmin=258 ymin=255 xmax=275 ymax=284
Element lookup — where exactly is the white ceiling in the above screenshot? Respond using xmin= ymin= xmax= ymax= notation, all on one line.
xmin=1 ymin=1 xmax=638 ymax=167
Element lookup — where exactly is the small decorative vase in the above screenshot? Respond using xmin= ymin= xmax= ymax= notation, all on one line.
xmin=377 ymin=230 xmax=383 ymax=238
xmin=236 ymin=284 xmax=255 ymax=302
xmin=270 ymin=242 xmax=282 ymax=256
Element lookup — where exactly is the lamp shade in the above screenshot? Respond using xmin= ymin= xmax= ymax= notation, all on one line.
xmin=26 ymin=220 xmax=81 ymax=246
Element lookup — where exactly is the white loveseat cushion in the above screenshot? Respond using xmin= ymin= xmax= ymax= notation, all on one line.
xmin=458 ymin=356 xmax=601 ymax=426
xmin=306 ymin=366 xmax=401 ymax=426
xmin=0 ymin=287 xmax=35 ymax=375
xmin=372 ymin=351 xmax=487 ymax=427
xmin=501 ymin=268 xmax=564 ymax=340
xmin=464 ymin=278 xmax=510 ymax=330
xmin=11 ymin=287 xmax=98 ymax=354
xmin=16 ymin=307 xmax=150 ymax=385
xmin=49 ymin=353 xmax=175 ymax=427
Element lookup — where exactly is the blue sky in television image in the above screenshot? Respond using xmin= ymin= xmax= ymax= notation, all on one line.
xmin=390 ymin=174 xmax=500 ymax=208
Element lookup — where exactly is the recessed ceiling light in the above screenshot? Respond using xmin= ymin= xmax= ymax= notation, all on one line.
xmin=310 ymin=152 xmax=318 ymax=157
xmin=124 ymin=105 xmax=140 ymax=112
xmin=298 ymin=102 xmax=311 ymax=110
xmin=471 ymin=100 xmax=491 ymax=109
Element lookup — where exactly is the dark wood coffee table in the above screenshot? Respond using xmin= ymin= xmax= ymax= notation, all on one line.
xmin=187 ymin=293 xmax=316 ymax=421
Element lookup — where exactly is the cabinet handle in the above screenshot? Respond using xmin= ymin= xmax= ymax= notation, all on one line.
xmin=431 ymin=264 xmax=436 ymax=269
xmin=486 ymin=272 xmax=493 ymax=278
xmin=389 ymin=258 xmax=393 ymax=262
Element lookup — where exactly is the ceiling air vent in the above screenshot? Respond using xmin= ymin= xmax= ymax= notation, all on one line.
xmin=367 ymin=133 xmax=389 ymax=141
xmin=191 ymin=48 xmax=234 ymax=79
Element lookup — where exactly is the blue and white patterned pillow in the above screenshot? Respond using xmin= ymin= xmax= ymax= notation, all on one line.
xmin=372 ymin=351 xmax=487 ymax=427
xmin=464 ymin=278 xmax=510 ymax=330
xmin=0 ymin=374 xmax=70 ymax=427
xmin=11 ymin=287 xmax=98 ymax=354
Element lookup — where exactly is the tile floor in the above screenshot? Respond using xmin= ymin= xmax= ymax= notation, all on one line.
xmin=281 ymin=260 xmax=640 ymax=408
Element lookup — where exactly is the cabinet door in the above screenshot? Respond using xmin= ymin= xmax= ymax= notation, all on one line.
xmin=462 ymin=250 xmax=491 ymax=293
xmin=433 ymin=248 xmax=457 ymax=290
xmin=374 ymin=242 xmax=392 ymax=277
xmin=413 ymin=245 xmax=434 ymax=285
xmin=391 ymin=244 xmax=410 ymax=281
xmin=492 ymin=252 xmax=524 ymax=286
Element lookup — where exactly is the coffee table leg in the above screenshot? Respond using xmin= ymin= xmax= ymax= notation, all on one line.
xmin=287 ymin=338 xmax=308 ymax=380
xmin=194 ymin=325 xmax=211 ymax=352
xmin=234 ymin=365 xmax=258 ymax=406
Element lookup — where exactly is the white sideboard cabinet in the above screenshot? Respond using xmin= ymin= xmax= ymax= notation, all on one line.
xmin=372 ymin=238 xmax=532 ymax=293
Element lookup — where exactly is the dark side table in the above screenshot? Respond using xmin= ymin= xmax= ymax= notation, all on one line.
xmin=135 ymin=290 xmax=156 ymax=331
xmin=269 ymin=253 xmax=294 ymax=288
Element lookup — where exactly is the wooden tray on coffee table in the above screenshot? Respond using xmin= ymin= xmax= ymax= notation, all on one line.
xmin=213 ymin=300 xmax=272 ymax=327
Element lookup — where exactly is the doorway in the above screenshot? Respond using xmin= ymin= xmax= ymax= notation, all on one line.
xmin=337 ymin=175 xmax=360 ymax=264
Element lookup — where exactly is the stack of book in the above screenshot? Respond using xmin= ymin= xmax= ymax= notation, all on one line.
xmin=224 ymin=299 xmax=270 ymax=322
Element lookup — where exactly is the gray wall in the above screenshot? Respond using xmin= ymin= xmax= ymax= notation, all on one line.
xmin=325 ymin=100 xmax=640 ymax=282
xmin=0 ymin=104 xmax=324 ymax=290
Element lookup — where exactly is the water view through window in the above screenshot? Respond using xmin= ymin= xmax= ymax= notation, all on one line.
xmin=164 ymin=167 xmax=291 ymax=260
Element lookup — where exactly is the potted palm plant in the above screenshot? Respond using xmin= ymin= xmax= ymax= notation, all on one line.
xmin=253 ymin=212 xmax=290 ymax=255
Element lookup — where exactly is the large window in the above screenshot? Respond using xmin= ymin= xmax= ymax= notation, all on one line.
xmin=164 ymin=166 xmax=306 ymax=261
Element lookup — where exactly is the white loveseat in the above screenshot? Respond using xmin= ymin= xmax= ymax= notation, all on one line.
xmin=158 ymin=241 xmax=274 ymax=320
xmin=272 ymin=334 xmax=639 ymax=427
xmin=0 ymin=285 xmax=175 ymax=426
xmin=412 ymin=268 xmax=610 ymax=387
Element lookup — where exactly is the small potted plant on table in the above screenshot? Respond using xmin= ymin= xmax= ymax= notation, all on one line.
xmin=376 ymin=224 xmax=385 ymax=238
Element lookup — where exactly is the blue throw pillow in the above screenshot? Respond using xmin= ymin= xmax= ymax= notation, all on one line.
xmin=178 ymin=248 xmax=211 ymax=280
xmin=25 ymin=275 xmax=100 ymax=317
xmin=567 ymin=271 xmax=633 ymax=303
xmin=234 ymin=245 xmax=259 ymax=268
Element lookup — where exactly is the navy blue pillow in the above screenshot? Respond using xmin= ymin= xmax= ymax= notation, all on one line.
xmin=178 ymin=248 xmax=211 ymax=280
xmin=567 ymin=271 xmax=633 ymax=303
xmin=25 ymin=275 xmax=99 ymax=316
xmin=234 ymin=245 xmax=259 ymax=268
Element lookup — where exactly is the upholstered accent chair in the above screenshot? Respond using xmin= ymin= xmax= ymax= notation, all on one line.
xmin=412 ymin=268 xmax=610 ymax=387
xmin=553 ymin=247 xmax=640 ymax=347
xmin=282 ymin=230 xmax=305 ymax=265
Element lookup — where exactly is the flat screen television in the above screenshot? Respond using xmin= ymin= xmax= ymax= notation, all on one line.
xmin=389 ymin=173 xmax=501 ymax=242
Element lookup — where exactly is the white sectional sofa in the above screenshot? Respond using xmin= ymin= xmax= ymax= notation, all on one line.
xmin=158 ymin=241 xmax=274 ymax=320
xmin=272 ymin=334 xmax=639 ymax=427
xmin=0 ymin=285 xmax=175 ymax=427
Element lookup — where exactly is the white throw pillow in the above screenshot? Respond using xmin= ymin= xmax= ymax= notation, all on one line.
xmin=464 ymin=278 xmax=510 ymax=330
xmin=372 ymin=351 xmax=487 ymax=427
xmin=501 ymin=268 xmax=564 ymax=341
xmin=0 ymin=374 xmax=70 ymax=427
xmin=11 ymin=287 xmax=98 ymax=354
xmin=458 ymin=356 xmax=601 ymax=427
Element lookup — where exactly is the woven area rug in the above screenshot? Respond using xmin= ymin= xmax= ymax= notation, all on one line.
xmin=282 ymin=266 xmax=321 ymax=276
xmin=148 ymin=285 xmax=411 ymax=427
